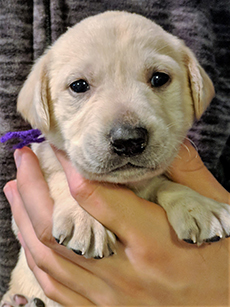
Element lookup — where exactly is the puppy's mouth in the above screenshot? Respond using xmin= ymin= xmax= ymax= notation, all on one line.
xmin=75 ymin=159 xmax=164 ymax=184
xmin=111 ymin=162 xmax=146 ymax=172
xmin=101 ymin=161 xmax=163 ymax=184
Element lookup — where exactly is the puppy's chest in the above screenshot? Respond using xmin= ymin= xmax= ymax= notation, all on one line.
xmin=127 ymin=176 xmax=167 ymax=203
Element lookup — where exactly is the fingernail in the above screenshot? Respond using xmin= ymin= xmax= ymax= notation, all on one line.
xmin=14 ymin=149 xmax=22 ymax=168
xmin=3 ymin=184 xmax=14 ymax=203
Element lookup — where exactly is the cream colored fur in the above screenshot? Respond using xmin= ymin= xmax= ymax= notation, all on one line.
xmin=2 ymin=11 xmax=230 ymax=307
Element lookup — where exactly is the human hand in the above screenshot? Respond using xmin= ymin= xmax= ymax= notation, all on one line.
xmin=168 ymin=139 xmax=230 ymax=204
xmin=3 ymin=140 xmax=230 ymax=306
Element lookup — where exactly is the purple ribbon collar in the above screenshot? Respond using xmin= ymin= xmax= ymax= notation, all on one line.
xmin=0 ymin=129 xmax=45 ymax=149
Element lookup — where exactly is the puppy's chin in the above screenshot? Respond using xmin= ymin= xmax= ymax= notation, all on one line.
xmin=74 ymin=163 xmax=165 ymax=185
xmin=103 ymin=168 xmax=164 ymax=185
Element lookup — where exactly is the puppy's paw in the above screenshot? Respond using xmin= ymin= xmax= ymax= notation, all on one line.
xmin=166 ymin=195 xmax=230 ymax=245
xmin=1 ymin=294 xmax=45 ymax=307
xmin=52 ymin=202 xmax=116 ymax=258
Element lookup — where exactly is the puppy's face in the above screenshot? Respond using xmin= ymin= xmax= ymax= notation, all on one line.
xmin=17 ymin=11 xmax=214 ymax=184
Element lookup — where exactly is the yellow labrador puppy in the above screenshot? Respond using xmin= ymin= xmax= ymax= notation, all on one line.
xmin=2 ymin=10 xmax=230 ymax=307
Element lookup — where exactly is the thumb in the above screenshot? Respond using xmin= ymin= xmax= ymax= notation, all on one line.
xmin=168 ymin=139 xmax=230 ymax=204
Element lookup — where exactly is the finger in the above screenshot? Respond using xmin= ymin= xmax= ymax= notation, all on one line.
xmin=53 ymin=147 xmax=171 ymax=244
xmin=22 ymin=242 xmax=95 ymax=306
xmin=12 ymin=184 xmax=143 ymax=298
xmin=13 ymin=147 xmax=55 ymax=246
xmin=4 ymin=179 xmax=51 ymax=252
xmin=168 ymin=139 xmax=230 ymax=204
xmin=4 ymin=181 xmax=113 ymax=305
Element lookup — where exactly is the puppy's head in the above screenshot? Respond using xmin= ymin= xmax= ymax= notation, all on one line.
xmin=17 ymin=11 xmax=214 ymax=184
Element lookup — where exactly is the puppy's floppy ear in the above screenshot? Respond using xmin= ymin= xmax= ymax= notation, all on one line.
xmin=17 ymin=52 xmax=50 ymax=133
xmin=183 ymin=47 xmax=215 ymax=120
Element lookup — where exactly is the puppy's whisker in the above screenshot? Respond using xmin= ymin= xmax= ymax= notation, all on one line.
xmin=185 ymin=136 xmax=198 ymax=157
xmin=181 ymin=142 xmax=192 ymax=158
xmin=166 ymin=122 xmax=177 ymax=129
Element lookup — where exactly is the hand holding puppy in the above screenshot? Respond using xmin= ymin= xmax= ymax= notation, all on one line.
xmin=3 ymin=140 xmax=230 ymax=306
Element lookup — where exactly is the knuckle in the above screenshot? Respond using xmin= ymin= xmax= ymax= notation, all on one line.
xmin=36 ymin=224 xmax=55 ymax=247
xmin=33 ymin=251 xmax=47 ymax=271
xmin=131 ymin=239 xmax=160 ymax=264
xmin=69 ymin=177 xmax=99 ymax=203
xmin=42 ymin=282 xmax=56 ymax=300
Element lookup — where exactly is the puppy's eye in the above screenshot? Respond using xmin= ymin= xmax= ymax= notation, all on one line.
xmin=151 ymin=72 xmax=170 ymax=87
xmin=70 ymin=79 xmax=90 ymax=93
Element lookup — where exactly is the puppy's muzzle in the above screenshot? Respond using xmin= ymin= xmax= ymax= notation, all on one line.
xmin=110 ymin=124 xmax=148 ymax=157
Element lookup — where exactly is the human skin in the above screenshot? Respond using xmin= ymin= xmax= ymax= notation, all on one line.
xmin=3 ymin=140 xmax=230 ymax=306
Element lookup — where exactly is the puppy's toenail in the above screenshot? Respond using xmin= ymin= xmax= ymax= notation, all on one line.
xmin=72 ymin=249 xmax=83 ymax=255
xmin=32 ymin=298 xmax=45 ymax=307
xmin=94 ymin=255 xmax=104 ymax=259
xmin=183 ymin=239 xmax=196 ymax=244
xmin=54 ymin=235 xmax=65 ymax=245
xmin=54 ymin=237 xmax=60 ymax=244
xmin=205 ymin=235 xmax=221 ymax=243
xmin=13 ymin=294 xmax=28 ymax=305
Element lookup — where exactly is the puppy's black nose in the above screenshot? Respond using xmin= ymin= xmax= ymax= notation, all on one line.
xmin=110 ymin=125 xmax=148 ymax=157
